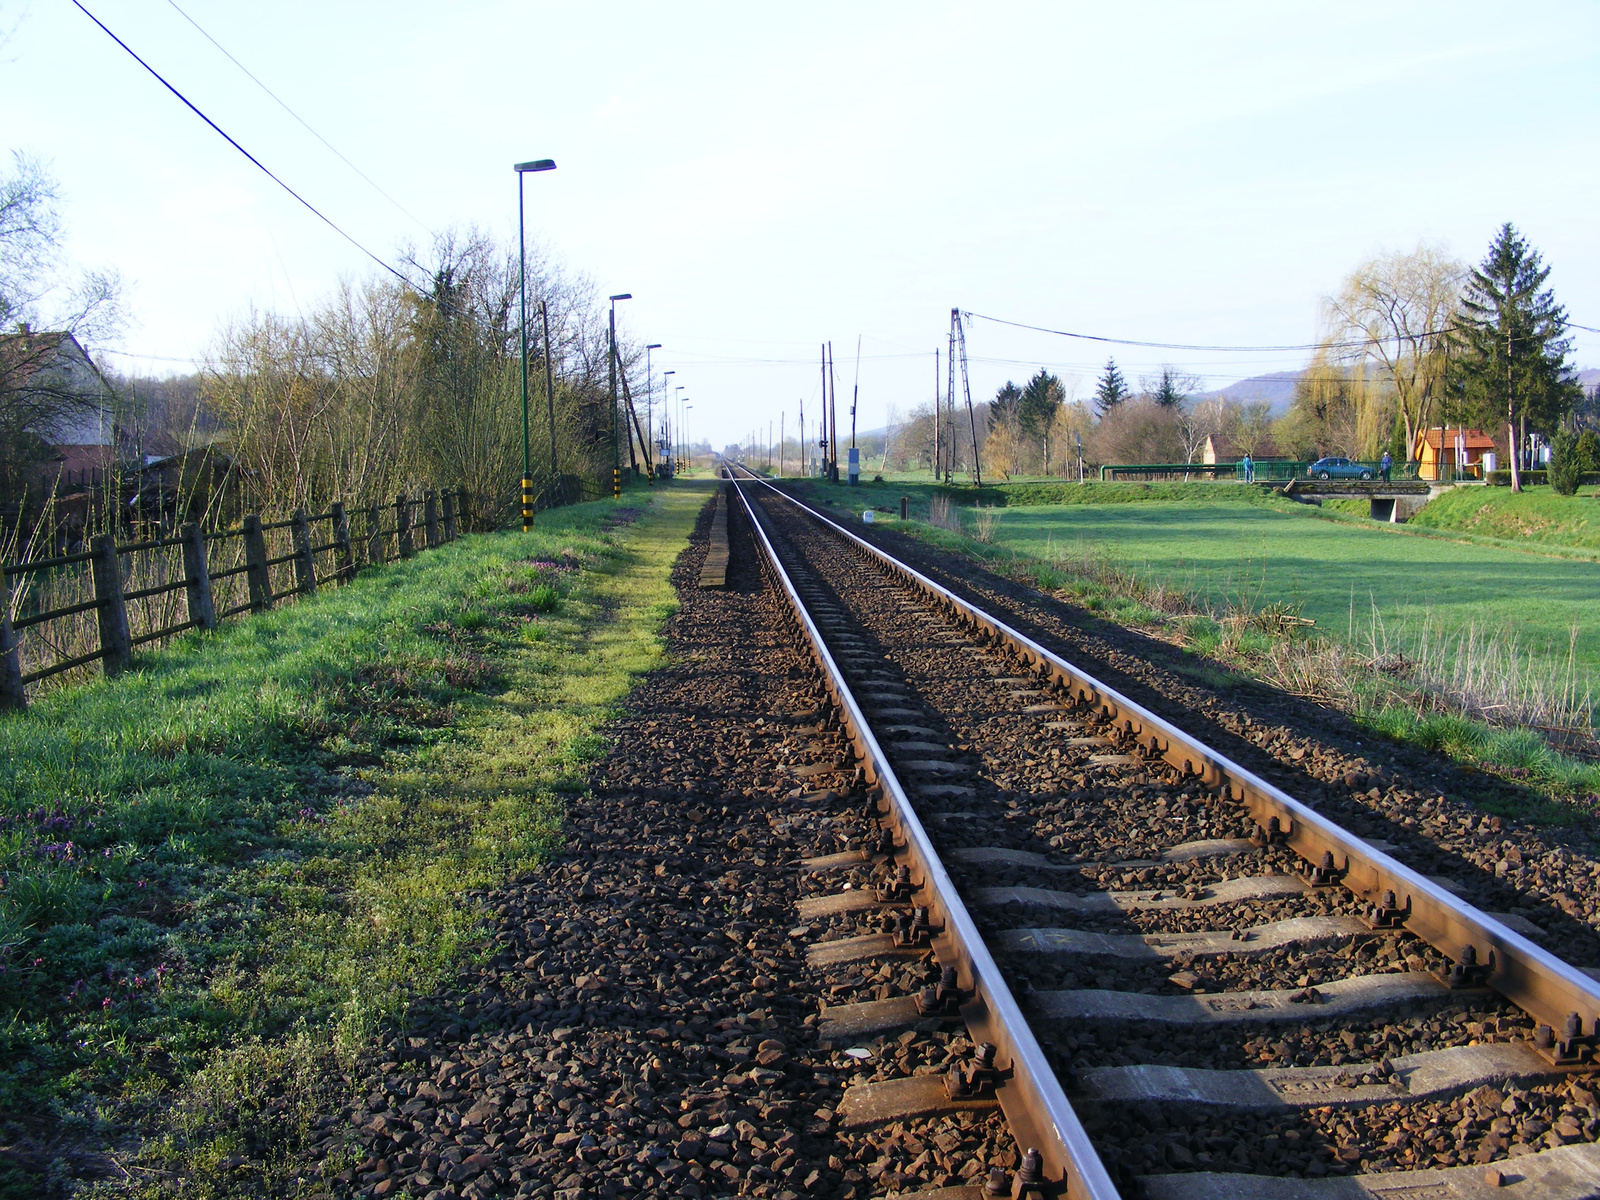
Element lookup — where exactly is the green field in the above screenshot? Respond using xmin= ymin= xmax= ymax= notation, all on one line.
xmin=973 ymin=501 xmax=1600 ymax=671
xmin=834 ymin=478 xmax=1600 ymax=683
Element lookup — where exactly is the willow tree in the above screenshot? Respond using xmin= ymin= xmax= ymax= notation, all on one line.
xmin=1320 ymin=243 xmax=1464 ymax=463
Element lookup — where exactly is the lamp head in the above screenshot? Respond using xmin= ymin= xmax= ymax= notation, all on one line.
xmin=514 ymin=159 xmax=557 ymax=172
xmin=609 ymin=293 xmax=632 ymax=302
xmin=646 ymin=343 xmax=662 ymax=350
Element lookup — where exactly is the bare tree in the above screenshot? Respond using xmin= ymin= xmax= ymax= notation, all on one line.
xmin=1321 ymin=243 xmax=1464 ymax=462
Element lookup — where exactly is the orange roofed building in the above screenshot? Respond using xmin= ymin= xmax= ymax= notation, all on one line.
xmin=1413 ymin=427 xmax=1497 ymax=480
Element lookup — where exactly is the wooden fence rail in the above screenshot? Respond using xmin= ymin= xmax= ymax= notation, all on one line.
xmin=0 ymin=486 xmax=469 ymax=710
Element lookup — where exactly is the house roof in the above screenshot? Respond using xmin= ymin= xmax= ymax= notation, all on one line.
xmin=0 ymin=328 xmax=72 ymax=389
xmin=1415 ymin=427 xmax=1497 ymax=452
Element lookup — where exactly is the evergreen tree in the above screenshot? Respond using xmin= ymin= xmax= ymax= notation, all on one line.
xmin=1018 ymin=368 xmax=1065 ymax=437
xmin=988 ymin=380 xmax=1022 ymax=430
xmin=1095 ymin=358 xmax=1129 ymax=417
xmin=1450 ymin=223 xmax=1581 ymax=490
xmin=1150 ymin=366 xmax=1189 ymax=408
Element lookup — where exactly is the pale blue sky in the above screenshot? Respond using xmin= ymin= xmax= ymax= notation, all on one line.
xmin=3 ymin=0 xmax=1597 ymax=444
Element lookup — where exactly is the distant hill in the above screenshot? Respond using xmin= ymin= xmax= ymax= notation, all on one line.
xmin=1197 ymin=366 xmax=1598 ymax=417
xmin=1196 ymin=371 xmax=1302 ymax=415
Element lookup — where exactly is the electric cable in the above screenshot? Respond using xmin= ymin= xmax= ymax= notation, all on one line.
xmin=963 ymin=309 xmax=1454 ymax=353
xmin=163 ymin=0 xmax=430 ymax=234
xmin=70 ymin=0 xmax=416 ymax=291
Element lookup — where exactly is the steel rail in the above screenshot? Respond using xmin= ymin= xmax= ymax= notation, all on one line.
xmin=741 ymin=471 xmax=1600 ymax=1061
xmin=728 ymin=471 xmax=1123 ymax=1200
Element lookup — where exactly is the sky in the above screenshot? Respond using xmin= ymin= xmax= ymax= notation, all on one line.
xmin=3 ymin=0 xmax=1598 ymax=448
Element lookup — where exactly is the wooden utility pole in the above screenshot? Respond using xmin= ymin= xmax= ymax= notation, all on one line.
xmin=828 ymin=341 xmax=839 ymax=481
xmin=780 ymin=412 xmax=785 ymax=477
xmin=934 ymin=346 xmax=942 ymax=480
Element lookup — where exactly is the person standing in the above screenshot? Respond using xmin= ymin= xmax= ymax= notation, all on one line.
xmin=1241 ymin=453 xmax=1254 ymax=484
xmin=1380 ymin=451 xmax=1393 ymax=483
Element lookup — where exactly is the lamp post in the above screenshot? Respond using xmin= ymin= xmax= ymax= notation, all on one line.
xmin=675 ymin=386 xmax=685 ymax=472
xmin=514 ymin=158 xmax=556 ymax=531
xmin=683 ymin=403 xmax=693 ymax=474
xmin=608 ymin=293 xmax=631 ymax=497
xmin=660 ymin=369 xmax=675 ymax=473
xmin=645 ymin=343 xmax=661 ymax=477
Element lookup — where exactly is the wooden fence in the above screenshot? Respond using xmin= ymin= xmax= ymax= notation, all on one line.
xmin=0 ymin=487 xmax=467 ymax=710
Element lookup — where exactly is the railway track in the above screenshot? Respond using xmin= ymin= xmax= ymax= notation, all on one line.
xmin=723 ymin=464 xmax=1600 ymax=1200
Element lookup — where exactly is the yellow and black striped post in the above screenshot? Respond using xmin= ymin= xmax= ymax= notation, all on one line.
xmin=613 ymin=467 xmax=621 ymax=499
xmin=521 ymin=476 xmax=533 ymax=532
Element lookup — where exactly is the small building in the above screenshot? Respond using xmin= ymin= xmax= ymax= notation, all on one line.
xmin=1200 ymin=434 xmax=1284 ymax=466
xmin=0 ymin=325 xmax=124 ymax=488
xmin=1413 ymin=427 xmax=1497 ymax=480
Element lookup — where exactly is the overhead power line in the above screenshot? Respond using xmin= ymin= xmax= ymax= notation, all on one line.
xmin=964 ymin=310 xmax=1448 ymax=353
xmin=163 ymin=0 xmax=430 ymax=234
xmin=70 ymin=0 xmax=415 ymax=290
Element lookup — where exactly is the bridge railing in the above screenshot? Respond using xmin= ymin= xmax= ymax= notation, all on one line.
xmin=0 ymin=486 xmax=468 ymax=710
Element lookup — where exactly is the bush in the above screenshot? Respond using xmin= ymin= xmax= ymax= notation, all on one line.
xmin=1482 ymin=469 xmax=1600 ymax=487
xmin=1550 ymin=432 xmax=1582 ymax=495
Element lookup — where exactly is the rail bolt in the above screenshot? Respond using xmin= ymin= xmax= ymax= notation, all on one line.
xmin=1306 ymin=849 xmax=1346 ymax=887
xmin=1011 ymin=1148 xmax=1045 ymax=1200
xmin=877 ymin=864 xmax=913 ymax=902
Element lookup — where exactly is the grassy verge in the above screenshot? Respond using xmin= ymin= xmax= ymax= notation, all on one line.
xmin=0 ymin=483 xmax=705 ymax=1197
xmin=818 ymin=485 xmax=1600 ymax=822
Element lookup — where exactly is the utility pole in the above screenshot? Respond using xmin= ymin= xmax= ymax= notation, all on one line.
xmin=848 ymin=335 xmax=860 ymax=485
xmin=780 ymin=412 xmax=785 ymax=477
xmin=800 ymin=395 xmax=806 ymax=477
xmin=946 ymin=325 xmax=957 ymax=480
xmin=951 ymin=308 xmax=983 ymax=486
xmin=934 ymin=346 xmax=942 ymax=481
xmin=828 ymin=341 xmax=839 ymax=482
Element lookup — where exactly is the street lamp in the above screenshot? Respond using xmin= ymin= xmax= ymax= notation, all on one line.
xmin=514 ymin=157 xmax=556 ymax=532
xmin=660 ymin=369 xmax=675 ymax=473
xmin=683 ymin=403 xmax=693 ymax=474
xmin=608 ymin=293 xmax=631 ymax=497
xmin=675 ymin=385 xmax=685 ymax=472
xmin=645 ymin=343 xmax=661 ymax=477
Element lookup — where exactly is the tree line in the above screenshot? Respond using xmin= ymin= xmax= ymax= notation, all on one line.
xmin=878 ymin=224 xmax=1593 ymax=491
xmin=0 ymin=154 xmax=643 ymax=546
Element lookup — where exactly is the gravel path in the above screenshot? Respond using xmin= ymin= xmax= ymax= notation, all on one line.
xmin=302 ymin=495 xmax=1020 ymax=1200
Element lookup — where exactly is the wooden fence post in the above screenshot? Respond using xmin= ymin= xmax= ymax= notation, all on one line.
xmin=424 ymin=490 xmax=440 ymax=549
xmin=291 ymin=509 xmax=317 ymax=596
xmin=0 ymin=573 xmax=25 ymax=710
xmin=92 ymin=534 xmax=132 ymax=677
xmin=243 ymin=513 xmax=273 ymax=611
xmin=366 ymin=503 xmax=385 ymax=566
xmin=331 ymin=502 xmax=355 ymax=582
xmin=181 ymin=522 xmax=217 ymax=631
xmin=441 ymin=490 xmax=457 ymax=542
xmin=459 ymin=486 xmax=471 ymax=533
xmin=396 ymin=493 xmax=415 ymax=559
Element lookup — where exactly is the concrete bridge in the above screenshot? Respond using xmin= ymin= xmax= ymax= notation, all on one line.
xmin=1275 ymin=478 xmax=1437 ymax=522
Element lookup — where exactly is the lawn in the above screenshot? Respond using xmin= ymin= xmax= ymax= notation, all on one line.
xmin=963 ymin=500 xmax=1600 ymax=675
xmin=0 ymin=481 xmax=705 ymax=1197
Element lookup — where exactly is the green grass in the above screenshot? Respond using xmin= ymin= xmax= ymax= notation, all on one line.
xmin=927 ymin=498 xmax=1600 ymax=679
xmin=1407 ymin=484 xmax=1600 ymax=553
xmin=0 ymin=483 xmax=705 ymax=1196
xmin=829 ymin=474 xmax=1600 ymax=814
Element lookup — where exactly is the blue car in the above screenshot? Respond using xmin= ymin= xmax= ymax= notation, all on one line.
xmin=1308 ymin=457 xmax=1374 ymax=481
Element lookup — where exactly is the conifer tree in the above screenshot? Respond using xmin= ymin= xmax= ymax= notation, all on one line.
xmin=1450 ymin=223 xmax=1580 ymax=491
xmin=1094 ymin=358 xmax=1129 ymax=417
